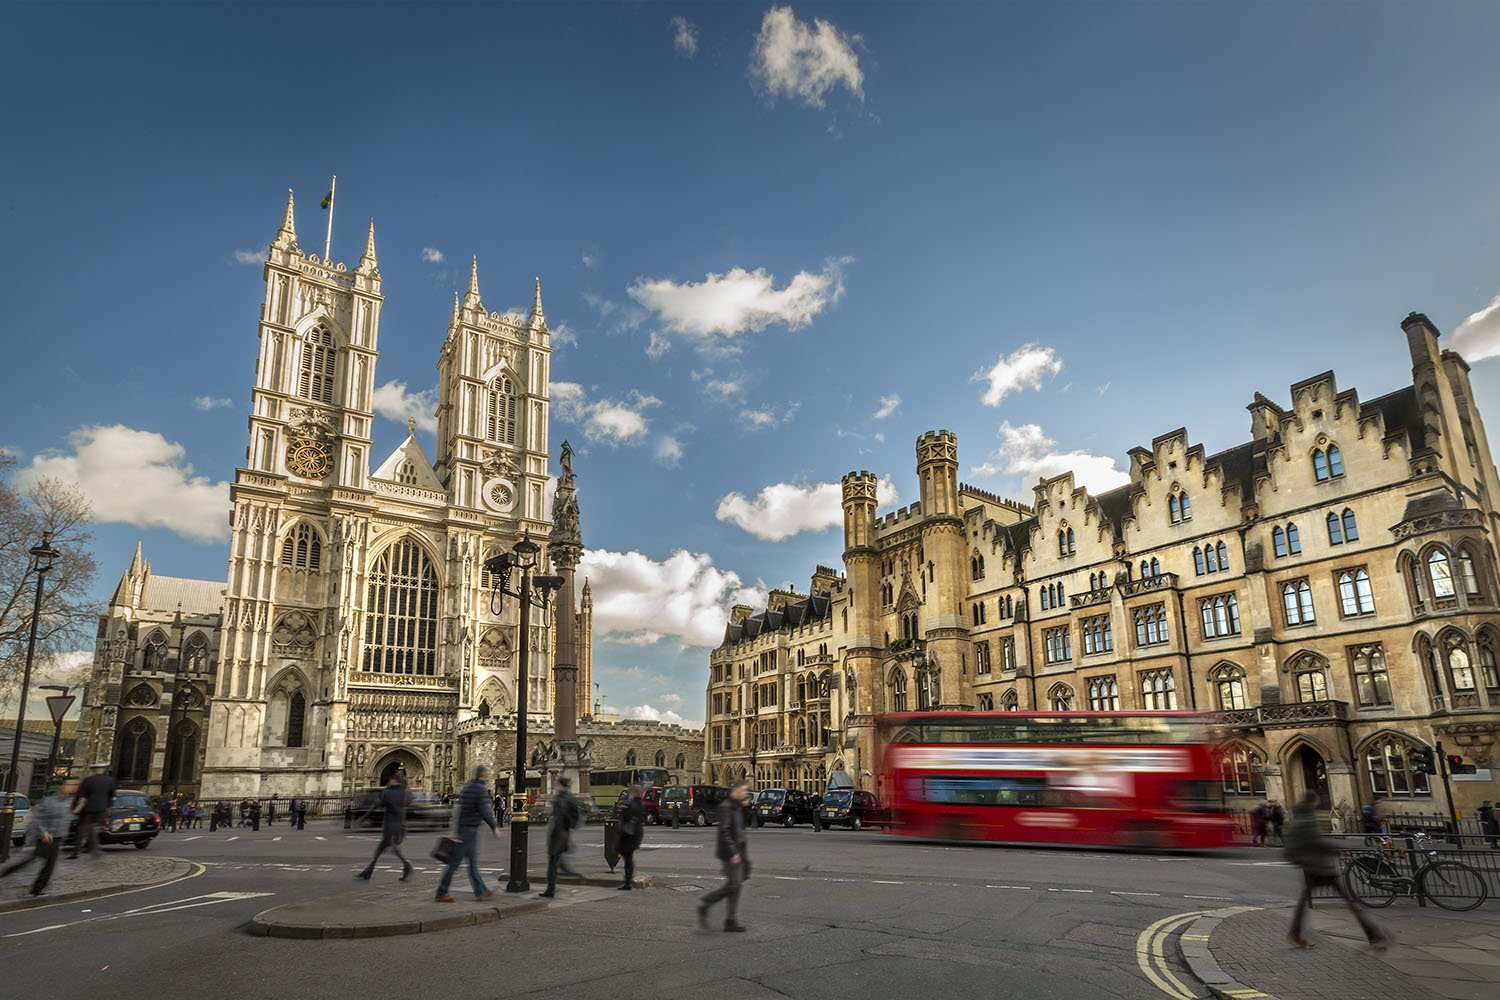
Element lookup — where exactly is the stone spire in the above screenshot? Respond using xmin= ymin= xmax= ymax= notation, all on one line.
xmin=464 ymin=256 xmax=482 ymax=310
xmin=528 ymin=276 xmax=547 ymax=331
xmin=357 ymin=218 xmax=379 ymax=275
xmin=451 ymin=291 xmax=460 ymax=325
xmin=581 ymin=577 xmax=592 ymax=610
xmin=271 ymin=188 xmax=298 ymax=251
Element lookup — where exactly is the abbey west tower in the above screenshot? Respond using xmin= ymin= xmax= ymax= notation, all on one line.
xmin=198 ymin=190 xmax=562 ymax=799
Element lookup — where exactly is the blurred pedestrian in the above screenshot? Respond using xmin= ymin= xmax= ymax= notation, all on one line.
xmin=267 ymin=794 xmax=278 ymax=827
xmin=617 ymin=784 xmax=646 ymax=891
xmin=71 ymin=762 xmax=117 ymax=860
xmin=435 ymin=765 xmax=500 ymax=902
xmin=250 ymin=800 xmax=262 ymax=831
xmin=811 ymin=792 xmax=823 ymax=832
xmin=1285 ymin=790 xmax=1385 ymax=950
xmin=1249 ymin=801 xmax=1268 ymax=847
xmin=697 ymin=780 xmax=751 ymax=932
xmin=295 ymin=798 xmax=307 ymax=830
xmin=539 ymin=776 xmax=580 ymax=897
xmin=1477 ymin=801 xmax=1498 ymax=849
xmin=1268 ymin=800 xmax=1286 ymax=847
xmin=358 ymin=772 xmax=412 ymax=882
xmin=1360 ymin=803 xmax=1381 ymax=845
xmin=1 ymin=779 xmax=78 ymax=896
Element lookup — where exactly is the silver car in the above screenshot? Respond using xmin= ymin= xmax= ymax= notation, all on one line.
xmin=8 ymin=794 xmax=30 ymax=846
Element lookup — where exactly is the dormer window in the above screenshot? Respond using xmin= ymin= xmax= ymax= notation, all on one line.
xmin=396 ymin=459 xmax=417 ymax=485
xmin=1168 ymin=491 xmax=1192 ymax=524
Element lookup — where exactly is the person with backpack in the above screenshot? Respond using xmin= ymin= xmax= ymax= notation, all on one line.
xmin=617 ymin=784 xmax=646 ymax=890
xmin=697 ymin=780 xmax=751 ymax=933
xmin=1284 ymin=790 xmax=1386 ymax=950
xmin=539 ymin=776 xmax=581 ymax=897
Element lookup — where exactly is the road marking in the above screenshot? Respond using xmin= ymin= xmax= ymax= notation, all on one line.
xmin=1136 ymin=910 xmax=1203 ymax=999
xmin=1113 ymin=891 xmax=1161 ymax=897
xmin=3 ymin=890 xmax=272 ymax=937
xmin=870 ymin=880 xmax=904 ymax=885
xmin=180 ymin=836 xmax=202 ymax=842
xmin=225 ymin=836 xmax=239 ymax=842
xmin=1184 ymin=895 xmax=1232 ymax=901
xmin=986 ymin=885 xmax=1032 ymax=890
xmin=315 ymin=836 xmax=327 ymax=841
xmin=1049 ymin=888 xmax=1094 ymax=893
xmin=272 ymin=837 xmax=282 ymax=842
xmin=1227 ymin=861 xmax=1290 ymax=867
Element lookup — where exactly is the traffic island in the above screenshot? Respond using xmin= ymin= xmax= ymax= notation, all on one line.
xmin=248 ymin=871 xmax=650 ymax=939
xmin=0 ymin=854 xmax=199 ymax=913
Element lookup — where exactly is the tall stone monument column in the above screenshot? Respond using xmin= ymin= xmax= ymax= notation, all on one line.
xmin=548 ymin=441 xmax=591 ymax=791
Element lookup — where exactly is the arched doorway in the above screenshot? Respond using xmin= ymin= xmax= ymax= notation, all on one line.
xmin=1294 ymin=745 xmax=1329 ymax=806
xmin=372 ymin=748 xmax=425 ymax=788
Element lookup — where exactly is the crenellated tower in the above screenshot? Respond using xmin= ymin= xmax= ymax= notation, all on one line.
xmin=915 ymin=430 xmax=971 ymax=710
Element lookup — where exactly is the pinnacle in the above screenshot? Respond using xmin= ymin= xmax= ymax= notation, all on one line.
xmin=464 ymin=255 xmax=482 ymax=309
xmin=358 ymin=217 xmax=378 ymax=273
xmin=529 ymin=275 xmax=546 ymax=329
xmin=272 ymin=188 xmax=298 ymax=250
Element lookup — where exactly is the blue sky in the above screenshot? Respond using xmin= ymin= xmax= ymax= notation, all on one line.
xmin=5 ymin=2 xmax=1500 ymax=727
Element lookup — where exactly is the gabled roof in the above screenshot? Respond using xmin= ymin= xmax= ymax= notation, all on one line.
xmin=372 ymin=431 xmax=444 ymax=490
xmin=718 ymin=592 xmax=832 ymax=649
xmin=140 ymin=576 xmax=225 ymax=616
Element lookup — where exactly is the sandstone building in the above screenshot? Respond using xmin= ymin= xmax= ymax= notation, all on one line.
xmin=79 ymin=191 xmax=698 ymax=801
xmin=704 ymin=313 xmax=1500 ymax=823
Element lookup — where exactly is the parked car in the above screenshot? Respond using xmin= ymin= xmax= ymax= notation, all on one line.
xmin=819 ymin=789 xmax=888 ymax=830
xmin=660 ymin=785 xmax=729 ymax=826
xmin=612 ymin=786 xmax=663 ymax=824
xmin=353 ymin=788 xmax=453 ymax=830
xmin=99 ymin=789 xmax=160 ymax=849
xmin=753 ymin=788 xmax=815 ymax=828
xmin=8 ymin=793 xmax=29 ymax=846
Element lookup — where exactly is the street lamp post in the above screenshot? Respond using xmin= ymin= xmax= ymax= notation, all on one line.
xmin=168 ymin=683 xmax=193 ymax=802
xmin=484 ymin=531 xmax=564 ymax=895
xmin=0 ymin=532 xmax=61 ymax=863
xmin=38 ymin=684 xmax=75 ymax=798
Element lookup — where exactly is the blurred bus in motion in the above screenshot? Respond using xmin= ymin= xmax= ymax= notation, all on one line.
xmin=878 ymin=711 xmax=1233 ymax=850
xmin=587 ymin=767 xmax=670 ymax=810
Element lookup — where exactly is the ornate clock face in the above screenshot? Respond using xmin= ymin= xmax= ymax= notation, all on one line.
xmin=482 ymin=476 xmax=516 ymax=513
xmin=287 ymin=439 xmax=333 ymax=479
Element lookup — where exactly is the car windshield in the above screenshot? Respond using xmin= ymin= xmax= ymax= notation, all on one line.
xmin=757 ymin=790 xmax=785 ymax=805
xmin=410 ymin=791 xmax=440 ymax=803
xmin=115 ymin=793 xmax=151 ymax=810
xmin=663 ymin=787 xmax=688 ymax=802
xmin=14 ymin=795 xmax=29 ymax=810
xmin=824 ymin=790 xmax=852 ymax=807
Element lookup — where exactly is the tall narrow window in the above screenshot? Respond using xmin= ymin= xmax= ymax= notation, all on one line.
xmin=1342 ymin=509 xmax=1359 ymax=542
xmin=1179 ymin=493 xmax=1192 ymax=520
xmin=1168 ymin=495 xmax=1180 ymax=523
xmin=1216 ymin=541 xmax=1228 ymax=571
xmin=1313 ymin=449 xmax=1329 ymax=481
xmin=1349 ymin=644 xmax=1392 ymax=708
xmin=1429 ymin=550 xmax=1456 ymax=599
xmin=487 ymin=375 xmax=517 ymax=445
xmin=1337 ymin=568 xmax=1375 ymax=617
xmin=1286 ymin=523 xmax=1301 ymax=555
xmin=890 ymin=669 xmax=908 ymax=712
xmin=1215 ymin=666 xmax=1246 ymax=711
xmin=363 ymin=539 xmax=440 ymax=675
xmin=164 ymin=719 xmax=198 ymax=786
xmin=1447 ymin=635 xmax=1476 ymax=691
xmin=1272 ymin=527 xmax=1287 ymax=558
xmin=1328 ymin=444 xmax=1344 ymax=478
xmin=297 ymin=325 xmax=336 ymax=404
xmin=1478 ymin=633 xmax=1500 ymax=689
xmin=1458 ymin=547 xmax=1482 ymax=597
xmin=287 ymin=692 xmax=306 ymax=748
xmin=1327 ymin=512 xmax=1343 ymax=545
xmin=1204 ymin=544 xmax=1218 ymax=573
xmin=117 ymin=717 xmax=155 ymax=783
xmin=183 ymin=633 xmax=210 ymax=672
xmin=1282 ymin=580 xmax=1315 ymax=625
xmin=1194 ymin=547 xmax=1206 ymax=576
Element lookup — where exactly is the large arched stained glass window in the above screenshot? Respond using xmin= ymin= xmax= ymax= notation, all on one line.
xmin=164 ymin=719 xmax=199 ymax=785
xmin=117 ymin=717 xmax=155 ymax=783
xmin=363 ymin=539 xmax=440 ymax=675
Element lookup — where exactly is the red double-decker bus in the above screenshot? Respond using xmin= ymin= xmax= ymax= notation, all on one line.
xmin=878 ymin=711 xmax=1234 ymax=850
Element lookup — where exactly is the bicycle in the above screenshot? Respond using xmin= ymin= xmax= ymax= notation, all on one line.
xmin=1343 ymin=831 xmax=1489 ymax=911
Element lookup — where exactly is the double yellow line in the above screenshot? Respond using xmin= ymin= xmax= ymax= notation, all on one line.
xmin=1136 ymin=910 xmax=1205 ymax=999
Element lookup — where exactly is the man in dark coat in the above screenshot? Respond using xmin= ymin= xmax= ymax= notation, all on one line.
xmin=1285 ymin=790 xmax=1385 ymax=949
xmin=71 ymin=763 xmax=117 ymax=860
xmin=697 ymin=780 xmax=750 ymax=932
xmin=435 ymin=765 xmax=500 ymax=902
xmin=358 ymin=772 xmax=413 ymax=882
xmin=539 ymin=776 xmax=581 ymax=897
xmin=616 ymin=784 xmax=646 ymax=891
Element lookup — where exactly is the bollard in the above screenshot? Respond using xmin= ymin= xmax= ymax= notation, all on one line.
xmin=671 ymin=805 xmax=680 ymax=830
xmin=344 ymin=804 xmax=353 ymax=830
xmin=603 ymin=816 xmax=620 ymax=872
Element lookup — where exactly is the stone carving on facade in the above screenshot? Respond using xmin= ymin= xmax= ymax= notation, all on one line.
xmin=272 ymin=610 xmax=317 ymax=657
xmin=1391 ymin=507 xmax=1484 ymax=542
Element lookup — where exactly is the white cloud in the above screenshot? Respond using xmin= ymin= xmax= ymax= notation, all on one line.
xmin=623 ymin=704 xmax=700 ymax=729
xmin=750 ymin=6 xmax=864 ymax=109
xmin=372 ymin=381 xmax=438 ymax=434
xmin=550 ymin=321 xmax=578 ymax=348
xmin=655 ymin=435 xmax=684 ymax=468
xmin=1452 ymin=293 xmax=1500 ymax=363
xmin=702 ymin=378 xmax=745 ymax=404
xmin=232 ymin=247 xmax=265 ymax=265
xmin=578 ymin=548 xmax=767 ymax=649
xmin=739 ymin=401 xmax=800 ymax=431
xmin=646 ymin=331 xmax=671 ymax=360
xmin=715 ymin=475 xmax=898 ymax=542
xmin=192 ymin=396 xmax=232 ymax=411
xmin=670 ymin=16 xmax=699 ymax=57
xmin=659 ymin=692 xmax=684 ymax=704
xmin=17 ymin=425 xmax=229 ymax=543
xmin=420 ymin=247 xmax=445 ymax=264
xmin=975 ymin=344 xmax=1064 ymax=406
xmin=550 ymin=381 xmax=661 ymax=445
xmin=971 ymin=421 xmax=1130 ymax=495
xmin=582 ymin=245 xmax=600 ymax=270
xmin=627 ymin=258 xmax=848 ymax=342
xmin=873 ymin=394 xmax=900 ymax=420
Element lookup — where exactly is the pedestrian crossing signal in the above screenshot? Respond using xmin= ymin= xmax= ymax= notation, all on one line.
xmin=1409 ymin=746 xmax=1437 ymax=774
xmin=1448 ymin=754 xmax=1478 ymax=776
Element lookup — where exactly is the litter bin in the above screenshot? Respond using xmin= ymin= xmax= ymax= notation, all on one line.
xmin=603 ymin=816 xmax=620 ymax=872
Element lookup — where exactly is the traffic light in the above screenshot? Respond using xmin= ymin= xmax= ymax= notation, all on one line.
xmin=1409 ymin=745 xmax=1437 ymax=775
xmin=1448 ymin=754 xmax=1478 ymax=776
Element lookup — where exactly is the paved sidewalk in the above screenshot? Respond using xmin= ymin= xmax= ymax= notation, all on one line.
xmin=1182 ymin=902 xmax=1500 ymax=1000
xmin=0 ymin=849 xmax=196 ymax=912
xmin=250 ymin=869 xmax=649 ymax=938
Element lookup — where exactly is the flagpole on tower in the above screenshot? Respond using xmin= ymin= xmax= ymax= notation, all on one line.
xmin=322 ymin=174 xmax=337 ymax=261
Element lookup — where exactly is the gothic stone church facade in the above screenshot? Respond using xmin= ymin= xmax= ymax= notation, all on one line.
xmin=80 ymin=191 xmax=600 ymax=800
xmin=706 ymin=313 xmax=1500 ymax=825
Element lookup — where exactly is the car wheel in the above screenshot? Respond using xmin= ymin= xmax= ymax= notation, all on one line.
xmin=134 ymin=840 xmax=149 ymax=850
xmin=696 ymin=811 xmax=707 ymax=827
xmin=783 ymin=815 xmax=794 ymax=828
xmin=851 ymin=816 xmax=863 ymax=832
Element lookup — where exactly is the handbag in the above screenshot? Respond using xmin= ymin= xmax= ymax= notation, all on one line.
xmin=431 ymin=836 xmax=459 ymax=863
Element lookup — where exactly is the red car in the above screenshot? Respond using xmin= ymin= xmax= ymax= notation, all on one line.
xmin=612 ymin=786 xmax=663 ymax=824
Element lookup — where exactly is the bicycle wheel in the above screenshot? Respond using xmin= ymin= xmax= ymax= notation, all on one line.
xmin=1343 ymin=855 xmax=1398 ymax=907
xmin=1420 ymin=860 xmax=1488 ymax=911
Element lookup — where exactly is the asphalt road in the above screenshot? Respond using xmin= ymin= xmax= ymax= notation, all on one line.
xmin=0 ymin=819 xmax=1309 ymax=999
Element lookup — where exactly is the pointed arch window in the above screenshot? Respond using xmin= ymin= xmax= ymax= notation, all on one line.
xmin=1349 ymin=644 xmax=1392 ymax=707
xmin=1342 ymin=509 xmax=1359 ymax=542
xmin=1365 ymin=736 xmax=1430 ymax=797
xmin=1286 ymin=523 xmax=1301 ymax=555
xmin=1049 ymin=683 xmax=1074 ymax=711
xmin=977 ymin=693 xmax=995 ymax=711
xmin=1428 ymin=549 xmax=1456 ymax=599
xmin=1313 ymin=444 xmax=1344 ymax=482
xmin=890 ymin=669 xmax=908 ymax=712
xmin=487 ymin=374 xmax=517 ymax=445
xmin=1001 ymin=690 xmax=1019 ymax=712
xmin=1477 ymin=631 xmax=1500 ymax=689
xmin=1327 ymin=512 xmax=1343 ymax=545
xmin=1204 ymin=543 xmax=1218 ymax=573
xmin=144 ymin=630 xmax=169 ymax=671
xmin=286 ymin=691 xmax=306 ymax=747
xmin=1194 ymin=547 xmax=1206 ymax=576
xmin=1291 ymin=653 xmax=1328 ymax=702
xmin=1337 ymin=568 xmax=1375 ymax=617
xmin=163 ymin=719 xmax=199 ymax=786
xmin=297 ymin=324 xmax=337 ymax=404
xmin=1217 ymin=541 xmax=1228 ymax=571
xmin=281 ymin=523 xmax=322 ymax=571
xmin=1087 ymin=675 xmax=1120 ymax=711
xmin=916 ymin=669 xmax=935 ymax=711
xmin=1213 ymin=664 xmax=1246 ymax=711
xmin=1219 ymin=744 xmax=1265 ymax=795
xmin=676 ymin=753 xmax=687 ymax=771
xmin=1150 ymin=557 xmax=1161 ymax=578
xmin=654 ymin=749 xmax=667 ymax=767
xmin=363 ymin=539 xmax=440 ymax=675
xmin=1139 ymin=668 xmax=1177 ymax=710
xmin=1445 ymin=633 xmax=1476 ymax=691
xmin=1272 ymin=527 xmax=1287 ymax=558
xmin=1282 ymin=580 xmax=1315 ymax=626
xmin=117 ymin=717 xmax=155 ymax=783
xmin=625 ymin=750 xmax=637 ymax=766
xmin=1458 ymin=546 xmax=1482 ymax=598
